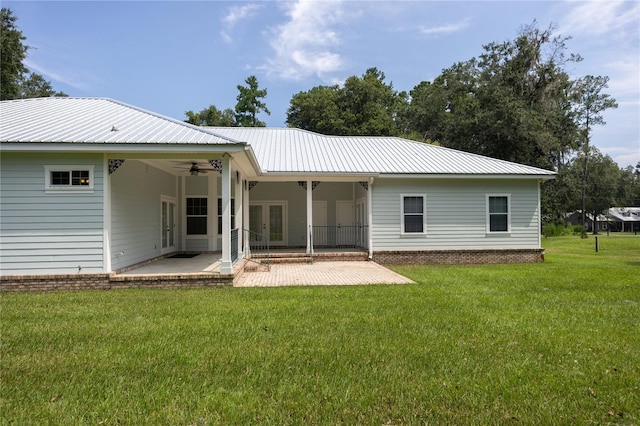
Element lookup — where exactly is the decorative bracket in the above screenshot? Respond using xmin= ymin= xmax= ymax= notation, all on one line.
xmin=359 ymin=181 xmax=369 ymax=190
xmin=108 ymin=159 xmax=125 ymax=174
xmin=298 ymin=181 xmax=321 ymax=190
xmin=208 ymin=159 xmax=222 ymax=173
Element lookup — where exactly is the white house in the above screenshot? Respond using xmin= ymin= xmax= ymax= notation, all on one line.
xmin=0 ymin=97 xmax=555 ymax=289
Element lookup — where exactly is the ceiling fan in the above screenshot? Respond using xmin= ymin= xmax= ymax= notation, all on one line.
xmin=172 ymin=161 xmax=219 ymax=176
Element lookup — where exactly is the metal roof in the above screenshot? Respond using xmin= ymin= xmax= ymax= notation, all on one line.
xmin=207 ymin=127 xmax=555 ymax=177
xmin=0 ymin=97 xmax=240 ymax=145
xmin=0 ymin=98 xmax=555 ymax=177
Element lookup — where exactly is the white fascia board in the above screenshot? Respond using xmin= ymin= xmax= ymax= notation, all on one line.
xmin=380 ymin=173 xmax=556 ymax=180
xmin=1 ymin=142 xmax=248 ymax=154
xmin=254 ymin=173 xmax=379 ymax=182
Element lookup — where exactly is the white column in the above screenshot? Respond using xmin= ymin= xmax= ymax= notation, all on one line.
xmin=103 ymin=155 xmax=112 ymax=272
xmin=220 ymin=154 xmax=232 ymax=273
xmin=235 ymin=170 xmax=243 ymax=257
xmin=367 ymin=177 xmax=374 ymax=260
xmin=306 ymin=179 xmax=313 ymax=254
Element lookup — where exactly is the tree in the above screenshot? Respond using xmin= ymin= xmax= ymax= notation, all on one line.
xmin=565 ymin=148 xmax=623 ymax=233
xmin=1 ymin=7 xmax=67 ymax=100
xmin=287 ymin=67 xmax=408 ymax=136
xmin=235 ymin=75 xmax=270 ymax=127
xmin=1 ymin=7 xmax=28 ymax=100
xmin=572 ymin=75 xmax=618 ymax=226
xmin=406 ymin=22 xmax=580 ymax=170
xmin=185 ymin=105 xmax=236 ymax=126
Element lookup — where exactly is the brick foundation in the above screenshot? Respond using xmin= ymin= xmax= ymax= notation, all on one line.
xmin=373 ymin=248 xmax=544 ymax=265
xmin=0 ymin=272 xmax=235 ymax=292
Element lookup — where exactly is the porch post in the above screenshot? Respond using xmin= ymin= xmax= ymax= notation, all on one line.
xmin=235 ymin=170 xmax=243 ymax=256
xmin=367 ymin=177 xmax=374 ymax=260
xmin=220 ymin=154 xmax=232 ymax=273
xmin=306 ymin=179 xmax=313 ymax=254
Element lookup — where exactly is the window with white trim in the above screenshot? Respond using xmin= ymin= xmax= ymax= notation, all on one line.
xmin=186 ymin=197 xmax=208 ymax=235
xmin=45 ymin=165 xmax=94 ymax=191
xmin=487 ymin=194 xmax=510 ymax=233
xmin=217 ymin=198 xmax=235 ymax=234
xmin=401 ymin=195 xmax=426 ymax=234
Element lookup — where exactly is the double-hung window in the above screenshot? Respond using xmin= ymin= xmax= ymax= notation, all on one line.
xmin=487 ymin=194 xmax=510 ymax=233
xmin=401 ymin=195 xmax=426 ymax=234
xmin=45 ymin=165 xmax=94 ymax=192
xmin=186 ymin=197 xmax=208 ymax=235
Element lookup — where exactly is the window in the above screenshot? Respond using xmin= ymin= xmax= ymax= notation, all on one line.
xmin=45 ymin=166 xmax=94 ymax=191
xmin=401 ymin=195 xmax=426 ymax=234
xmin=186 ymin=197 xmax=207 ymax=235
xmin=217 ymin=198 xmax=236 ymax=234
xmin=487 ymin=195 xmax=510 ymax=233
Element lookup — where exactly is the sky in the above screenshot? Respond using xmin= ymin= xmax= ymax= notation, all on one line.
xmin=5 ymin=0 xmax=639 ymax=168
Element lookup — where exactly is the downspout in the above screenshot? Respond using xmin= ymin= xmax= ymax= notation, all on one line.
xmin=367 ymin=176 xmax=374 ymax=260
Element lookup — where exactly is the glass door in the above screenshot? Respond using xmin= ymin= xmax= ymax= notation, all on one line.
xmin=161 ymin=197 xmax=176 ymax=253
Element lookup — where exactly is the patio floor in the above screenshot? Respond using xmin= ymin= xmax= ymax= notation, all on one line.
xmin=115 ymin=253 xmax=414 ymax=287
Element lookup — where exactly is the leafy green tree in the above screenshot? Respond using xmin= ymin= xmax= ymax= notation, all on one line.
xmin=566 ymin=148 xmax=623 ymax=232
xmin=572 ymin=75 xmax=618 ymax=225
xmin=185 ymin=105 xmax=236 ymax=126
xmin=1 ymin=7 xmax=28 ymax=100
xmin=287 ymin=67 xmax=408 ymax=136
xmin=235 ymin=75 xmax=270 ymax=127
xmin=407 ymin=22 xmax=580 ymax=170
xmin=1 ymin=7 xmax=66 ymax=100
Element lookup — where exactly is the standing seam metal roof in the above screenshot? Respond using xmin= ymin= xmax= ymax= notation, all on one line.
xmin=0 ymin=97 xmax=241 ymax=145
xmin=206 ymin=127 xmax=555 ymax=176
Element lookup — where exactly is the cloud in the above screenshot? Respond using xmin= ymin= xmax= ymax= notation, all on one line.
xmin=24 ymin=59 xmax=91 ymax=91
xmin=261 ymin=0 xmax=347 ymax=81
xmin=560 ymin=0 xmax=639 ymax=36
xmin=419 ymin=18 xmax=470 ymax=36
xmin=220 ymin=3 xmax=262 ymax=43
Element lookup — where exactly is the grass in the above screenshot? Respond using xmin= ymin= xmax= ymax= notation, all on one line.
xmin=1 ymin=235 xmax=639 ymax=425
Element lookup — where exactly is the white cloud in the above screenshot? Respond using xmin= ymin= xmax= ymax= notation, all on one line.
xmin=220 ymin=3 xmax=262 ymax=43
xmin=560 ymin=0 xmax=639 ymax=36
xmin=24 ymin=59 xmax=91 ymax=91
xmin=261 ymin=0 xmax=347 ymax=81
xmin=419 ymin=18 xmax=470 ymax=36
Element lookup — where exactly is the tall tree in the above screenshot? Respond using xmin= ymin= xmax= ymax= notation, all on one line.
xmin=235 ymin=75 xmax=270 ymax=127
xmin=1 ymin=7 xmax=28 ymax=100
xmin=1 ymin=7 xmax=66 ymax=100
xmin=565 ymin=148 xmax=623 ymax=233
xmin=406 ymin=22 xmax=580 ymax=170
xmin=572 ymin=75 xmax=618 ymax=226
xmin=287 ymin=67 xmax=408 ymax=136
xmin=185 ymin=105 xmax=236 ymax=126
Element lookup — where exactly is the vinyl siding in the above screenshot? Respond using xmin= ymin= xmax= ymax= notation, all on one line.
xmin=110 ymin=160 xmax=179 ymax=270
xmin=372 ymin=178 xmax=541 ymax=250
xmin=0 ymin=152 xmax=105 ymax=275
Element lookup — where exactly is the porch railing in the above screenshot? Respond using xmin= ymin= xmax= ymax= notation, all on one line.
xmin=231 ymin=228 xmax=239 ymax=263
xmin=243 ymin=228 xmax=270 ymax=269
xmin=311 ymin=225 xmax=368 ymax=249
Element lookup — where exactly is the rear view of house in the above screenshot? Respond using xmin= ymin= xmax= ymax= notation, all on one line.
xmin=0 ymin=97 xmax=555 ymax=289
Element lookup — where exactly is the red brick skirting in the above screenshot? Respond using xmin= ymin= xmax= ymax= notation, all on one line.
xmin=0 ymin=273 xmax=235 ymax=292
xmin=373 ymin=248 xmax=545 ymax=265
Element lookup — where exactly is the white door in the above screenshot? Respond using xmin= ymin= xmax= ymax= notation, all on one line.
xmin=312 ymin=200 xmax=327 ymax=246
xmin=249 ymin=202 xmax=287 ymax=246
xmin=161 ymin=197 xmax=176 ymax=254
xmin=336 ymin=200 xmax=354 ymax=247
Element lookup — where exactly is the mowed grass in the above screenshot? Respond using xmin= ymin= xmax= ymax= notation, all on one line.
xmin=1 ymin=235 xmax=638 ymax=425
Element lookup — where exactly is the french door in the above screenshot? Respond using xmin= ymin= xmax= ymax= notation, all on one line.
xmin=161 ymin=196 xmax=176 ymax=254
xmin=249 ymin=202 xmax=287 ymax=246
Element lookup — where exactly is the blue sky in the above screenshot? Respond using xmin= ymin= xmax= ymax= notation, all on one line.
xmin=6 ymin=0 xmax=639 ymax=168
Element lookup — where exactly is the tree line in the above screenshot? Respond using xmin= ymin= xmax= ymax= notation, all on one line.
xmin=3 ymin=7 xmax=638 ymax=224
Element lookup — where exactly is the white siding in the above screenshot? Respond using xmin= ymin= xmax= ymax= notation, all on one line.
xmin=0 ymin=152 xmax=105 ymax=275
xmin=110 ymin=160 xmax=178 ymax=270
xmin=372 ymin=178 xmax=541 ymax=250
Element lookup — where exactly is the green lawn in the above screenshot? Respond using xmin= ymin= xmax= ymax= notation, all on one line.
xmin=1 ymin=235 xmax=638 ymax=425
